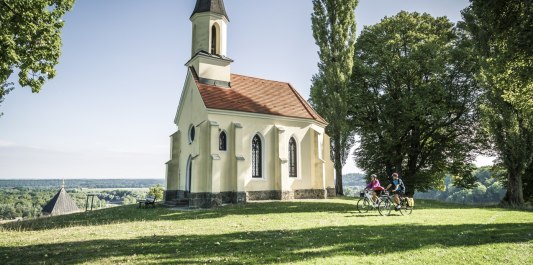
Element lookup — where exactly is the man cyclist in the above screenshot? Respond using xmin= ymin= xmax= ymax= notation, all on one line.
xmin=385 ymin=173 xmax=405 ymax=210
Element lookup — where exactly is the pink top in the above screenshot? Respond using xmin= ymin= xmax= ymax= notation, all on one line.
xmin=366 ymin=179 xmax=383 ymax=190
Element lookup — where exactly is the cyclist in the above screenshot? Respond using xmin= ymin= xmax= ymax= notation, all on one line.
xmin=364 ymin=174 xmax=384 ymax=205
xmin=385 ymin=173 xmax=405 ymax=210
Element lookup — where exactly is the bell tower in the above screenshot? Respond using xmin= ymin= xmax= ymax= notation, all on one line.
xmin=187 ymin=0 xmax=232 ymax=87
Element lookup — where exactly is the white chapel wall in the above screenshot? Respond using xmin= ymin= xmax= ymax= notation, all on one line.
xmin=208 ymin=111 xmax=334 ymax=194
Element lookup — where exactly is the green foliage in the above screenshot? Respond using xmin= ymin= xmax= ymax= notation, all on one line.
xmin=462 ymin=0 xmax=533 ymax=205
xmin=0 ymin=0 xmax=75 ymax=114
xmin=0 ymin=180 xmax=163 ymax=219
xmin=0 ymin=187 xmax=110 ymax=220
xmin=462 ymin=0 xmax=532 ymax=114
xmin=350 ymin=11 xmax=481 ymax=195
xmin=416 ymin=167 xmax=506 ymax=204
xmin=0 ymin=187 xmax=154 ymax=220
xmin=1 ymin=200 xmax=532 ymax=264
xmin=122 ymin=195 xmax=137 ymax=205
xmin=310 ymin=0 xmax=358 ymax=195
xmin=148 ymin=184 xmax=164 ymax=201
xmin=0 ymin=82 xmax=13 ymax=117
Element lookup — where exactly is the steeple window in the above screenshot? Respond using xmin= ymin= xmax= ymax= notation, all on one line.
xmin=211 ymin=24 xmax=220 ymax=54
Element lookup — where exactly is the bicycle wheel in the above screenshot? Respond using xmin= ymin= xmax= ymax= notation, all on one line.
xmin=377 ymin=199 xmax=393 ymax=216
xmin=357 ymin=198 xmax=370 ymax=213
xmin=400 ymin=202 xmax=413 ymax=215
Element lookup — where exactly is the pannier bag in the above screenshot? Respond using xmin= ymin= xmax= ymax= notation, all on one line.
xmin=406 ymin=198 xmax=415 ymax=207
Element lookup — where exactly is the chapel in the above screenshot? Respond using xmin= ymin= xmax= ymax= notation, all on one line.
xmin=165 ymin=0 xmax=335 ymax=207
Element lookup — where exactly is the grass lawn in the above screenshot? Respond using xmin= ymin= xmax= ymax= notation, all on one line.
xmin=0 ymin=199 xmax=532 ymax=264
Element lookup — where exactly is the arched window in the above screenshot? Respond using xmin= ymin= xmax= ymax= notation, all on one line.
xmin=252 ymin=135 xmax=262 ymax=178
xmin=289 ymin=137 xmax=297 ymax=178
xmin=211 ymin=25 xmax=217 ymax=54
xmin=219 ymin=131 xmax=227 ymax=151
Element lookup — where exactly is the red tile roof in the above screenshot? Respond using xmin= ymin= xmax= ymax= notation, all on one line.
xmin=190 ymin=68 xmax=327 ymax=125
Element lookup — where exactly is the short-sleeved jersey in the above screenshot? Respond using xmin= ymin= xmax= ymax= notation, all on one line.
xmin=392 ymin=178 xmax=405 ymax=192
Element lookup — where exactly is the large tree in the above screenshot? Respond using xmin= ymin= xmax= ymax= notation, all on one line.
xmin=462 ymin=0 xmax=533 ymax=206
xmin=0 ymin=0 xmax=74 ymax=115
xmin=310 ymin=0 xmax=358 ymax=196
xmin=350 ymin=12 xmax=481 ymax=195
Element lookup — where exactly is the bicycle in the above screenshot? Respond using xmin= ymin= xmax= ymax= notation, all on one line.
xmin=356 ymin=190 xmax=381 ymax=213
xmin=377 ymin=192 xmax=413 ymax=216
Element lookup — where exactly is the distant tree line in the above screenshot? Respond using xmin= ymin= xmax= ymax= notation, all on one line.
xmin=0 ymin=179 xmax=164 ymax=189
xmin=343 ymin=167 xmax=506 ymax=205
xmin=415 ymin=167 xmax=506 ymax=204
xmin=0 ymin=188 xmax=106 ymax=220
xmin=342 ymin=173 xmax=366 ymax=197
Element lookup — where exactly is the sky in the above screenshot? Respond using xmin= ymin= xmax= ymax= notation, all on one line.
xmin=0 ymin=0 xmax=489 ymax=179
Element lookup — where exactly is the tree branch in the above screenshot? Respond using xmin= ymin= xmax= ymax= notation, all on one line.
xmin=1 ymin=0 xmax=15 ymax=13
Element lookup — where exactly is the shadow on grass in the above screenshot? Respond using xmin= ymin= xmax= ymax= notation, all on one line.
xmin=1 ymin=222 xmax=532 ymax=264
xmin=1 ymin=200 xmax=358 ymax=231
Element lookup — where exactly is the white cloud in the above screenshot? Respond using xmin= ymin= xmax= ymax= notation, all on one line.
xmin=0 ymin=139 xmax=15 ymax=147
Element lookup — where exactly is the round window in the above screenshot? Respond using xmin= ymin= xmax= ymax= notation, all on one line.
xmin=189 ymin=125 xmax=195 ymax=144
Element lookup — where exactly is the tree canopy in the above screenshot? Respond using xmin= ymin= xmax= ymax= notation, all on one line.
xmin=462 ymin=0 xmax=533 ymax=205
xmin=350 ymin=11 xmax=481 ymax=195
xmin=0 ymin=0 xmax=74 ymax=115
xmin=310 ymin=0 xmax=358 ymax=195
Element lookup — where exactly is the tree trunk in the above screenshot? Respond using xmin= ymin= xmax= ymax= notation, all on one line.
xmin=334 ymin=135 xmax=344 ymax=196
xmin=523 ymin=163 xmax=533 ymax=202
xmin=403 ymin=167 xmax=416 ymax=197
xmin=502 ymin=170 xmax=525 ymax=206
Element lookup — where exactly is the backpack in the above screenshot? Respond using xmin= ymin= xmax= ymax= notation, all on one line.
xmin=393 ymin=178 xmax=406 ymax=192
xmin=406 ymin=197 xmax=415 ymax=207
xmin=399 ymin=179 xmax=406 ymax=193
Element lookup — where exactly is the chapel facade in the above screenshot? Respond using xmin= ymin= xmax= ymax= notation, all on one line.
xmin=165 ymin=0 xmax=335 ymax=208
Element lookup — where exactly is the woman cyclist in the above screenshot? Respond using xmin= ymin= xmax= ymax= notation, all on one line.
xmin=365 ymin=174 xmax=384 ymax=205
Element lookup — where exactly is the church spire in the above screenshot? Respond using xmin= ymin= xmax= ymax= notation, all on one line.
xmin=187 ymin=0 xmax=232 ymax=85
xmin=191 ymin=0 xmax=229 ymax=21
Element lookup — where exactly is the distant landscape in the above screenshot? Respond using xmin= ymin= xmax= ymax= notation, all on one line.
xmin=0 ymin=168 xmax=507 ymax=221
xmin=0 ymin=179 xmax=164 ymax=220
xmin=0 ymin=179 xmax=164 ymax=189
xmin=343 ymin=168 xmax=506 ymax=205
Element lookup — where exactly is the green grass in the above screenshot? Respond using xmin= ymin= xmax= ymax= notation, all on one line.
xmin=0 ymin=199 xmax=532 ymax=264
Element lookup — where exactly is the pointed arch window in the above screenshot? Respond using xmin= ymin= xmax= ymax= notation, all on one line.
xmin=211 ymin=25 xmax=218 ymax=54
xmin=289 ymin=137 xmax=297 ymax=178
xmin=219 ymin=131 xmax=227 ymax=151
xmin=252 ymin=135 xmax=262 ymax=178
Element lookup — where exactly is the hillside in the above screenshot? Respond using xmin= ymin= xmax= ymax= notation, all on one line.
xmin=0 ymin=199 xmax=532 ymax=264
